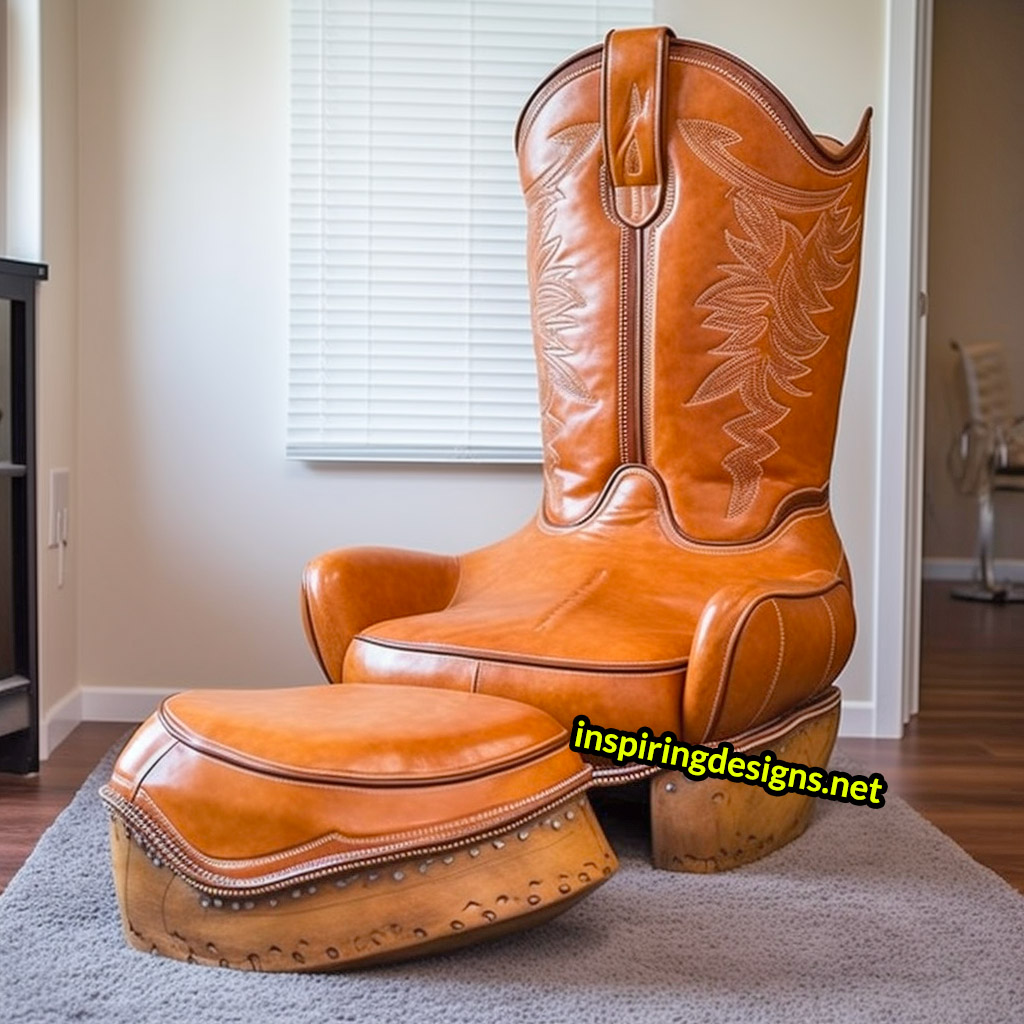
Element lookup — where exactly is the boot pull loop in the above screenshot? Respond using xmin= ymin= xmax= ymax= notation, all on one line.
xmin=601 ymin=26 xmax=675 ymax=227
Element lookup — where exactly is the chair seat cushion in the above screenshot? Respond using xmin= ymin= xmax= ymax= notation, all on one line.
xmin=344 ymin=471 xmax=848 ymax=737
xmin=356 ymin=583 xmax=695 ymax=671
xmin=102 ymin=683 xmax=617 ymax=971
xmin=155 ymin=683 xmax=572 ymax=783
xmin=349 ymin=588 xmax=694 ymax=738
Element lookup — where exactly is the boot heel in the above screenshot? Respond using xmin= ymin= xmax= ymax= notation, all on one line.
xmin=649 ymin=703 xmax=840 ymax=873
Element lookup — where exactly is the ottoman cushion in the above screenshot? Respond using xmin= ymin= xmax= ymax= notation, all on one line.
xmin=102 ymin=683 xmax=617 ymax=971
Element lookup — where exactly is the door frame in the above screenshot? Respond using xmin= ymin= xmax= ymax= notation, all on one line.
xmin=874 ymin=0 xmax=932 ymax=737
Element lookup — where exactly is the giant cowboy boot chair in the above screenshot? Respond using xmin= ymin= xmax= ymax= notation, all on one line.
xmin=302 ymin=27 xmax=870 ymax=872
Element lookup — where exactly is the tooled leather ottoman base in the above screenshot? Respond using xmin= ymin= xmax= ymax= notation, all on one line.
xmin=100 ymin=684 xmax=617 ymax=972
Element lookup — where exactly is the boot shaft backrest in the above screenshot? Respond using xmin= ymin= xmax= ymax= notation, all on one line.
xmin=516 ymin=28 xmax=870 ymax=542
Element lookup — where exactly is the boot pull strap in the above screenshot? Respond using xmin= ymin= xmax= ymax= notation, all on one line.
xmin=601 ymin=26 xmax=675 ymax=227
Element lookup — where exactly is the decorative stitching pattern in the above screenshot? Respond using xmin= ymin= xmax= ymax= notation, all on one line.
xmin=818 ymin=590 xmax=838 ymax=690
xmin=516 ymin=51 xmax=868 ymax=176
xmin=524 ymin=121 xmax=602 ymax=496
xmin=516 ymin=58 xmax=601 ymax=151
xmin=750 ymin=599 xmax=786 ymax=725
xmin=534 ymin=569 xmax=609 ymax=631
xmin=597 ymin=160 xmax=616 ymax=224
xmin=102 ymin=776 xmax=594 ymax=898
xmin=617 ymin=228 xmax=630 ymax=463
xmin=541 ymin=402 xmax=567 ymax=510
xmin=670 ymin=54 xmax=868 ymax=176
xmin=678 ymin=119 xmax=862 ymax=518
xmin=525 ymin=122 xmax=601 ymax=405
xmin=620 ymin=82 xmax=650 ymax=177
xmin=642 ymin=164 xmax=678 ymax=459
xmin=614 ymin=82 xmax=655 ymax=224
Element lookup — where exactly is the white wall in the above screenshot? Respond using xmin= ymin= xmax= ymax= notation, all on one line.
xmin=76 ymin=0 xmax=542 ymax=696
xmin=66 ymin=0 xmax=891 ymax=731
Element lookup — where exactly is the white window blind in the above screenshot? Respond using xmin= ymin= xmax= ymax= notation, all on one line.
xmin=288 ymin=0 xmax=652 ymax=461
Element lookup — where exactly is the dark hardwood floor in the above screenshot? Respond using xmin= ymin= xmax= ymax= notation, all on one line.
xmin=0 ymin=722 xmax=127 ymax=895
xmin=0 ymin=580 xmax=1021 ymax=895
xmin=838 ymin=580 xmax=1024 ymax=892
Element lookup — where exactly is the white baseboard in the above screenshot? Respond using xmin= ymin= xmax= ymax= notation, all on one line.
xmin=80 ymin=686 xmax=176 ymax=723
xmin=39 ymin=685 xmax=177 ymax=760
xmin=923 ymin=556 xmax=1024 ymax=582
xmin=837 ymin=699 xmax=875 ymax=738
xmin=38 ymin=686 xmax=881 ymax=758
xmin=39 ymin=687 xmax=83 ymax=760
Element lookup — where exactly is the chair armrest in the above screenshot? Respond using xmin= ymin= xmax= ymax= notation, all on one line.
xmin=682 ymin=570 xmax=855 ymax=745
xmin=301 ymin=547 xmax=461 ymax=683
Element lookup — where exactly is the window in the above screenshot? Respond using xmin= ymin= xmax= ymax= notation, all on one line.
xmin=288 ymin=0 xmax=651 ymax=461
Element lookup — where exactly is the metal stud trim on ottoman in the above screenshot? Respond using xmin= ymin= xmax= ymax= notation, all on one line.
xmin=100 ymin=684 xmax=618 ymax=972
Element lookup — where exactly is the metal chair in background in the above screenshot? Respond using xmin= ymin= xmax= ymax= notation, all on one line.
xmin=946 ymin=339 xmax=1024 ymax=601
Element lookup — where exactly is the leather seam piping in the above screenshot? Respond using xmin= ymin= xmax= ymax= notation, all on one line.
xmin=100 ymin=768 xmax=594 ymax=895
xmin=537 ymin=465 xmax=833 ymax=552
xmin=132 ymin=741 xmax=577 ymax=797
xmin=156 ymin=702 xmax=569 ymax=787
xmin=818 ymin=590 xmax=838 ymax=691
xmin=617 ymin=228 xmax=630 ymax=463
xmin=353 ymin=634 xmax=688 ymax=675
xmin=747 ymin=599 xmax=786 ymax=728
xmin=125 ymin=765 xmax=590 ymax=862
xmin=516 ymin=43 xmax=869 ymax=171
xmin=127 ymin=737 xmax=180 ymax=803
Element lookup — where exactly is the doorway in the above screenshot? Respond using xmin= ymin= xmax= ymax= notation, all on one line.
xmin=922 ymin=0 xmax=1024 ymax=590
xmin=914 ymin=0 xmax=1024 ymax=785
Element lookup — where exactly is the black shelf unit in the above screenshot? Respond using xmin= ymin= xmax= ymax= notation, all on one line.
xmin=0 ymin=258 xmax=47 ymax=774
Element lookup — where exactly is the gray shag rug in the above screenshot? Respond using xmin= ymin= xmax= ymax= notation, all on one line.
xmin=1 ymin=744 xmax=1023 ymax=1024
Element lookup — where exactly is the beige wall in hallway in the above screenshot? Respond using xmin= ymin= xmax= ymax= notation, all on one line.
xmin=925 ymin=0 xmax=1024 ymax=563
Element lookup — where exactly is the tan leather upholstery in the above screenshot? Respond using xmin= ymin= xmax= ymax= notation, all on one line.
xmin=303 ymin=29 xmax=870 ymax=745
xmin=103 ymin=684 xmax=591 ymax=891
xmin=103 ymin=684 xmax=620 ymax=970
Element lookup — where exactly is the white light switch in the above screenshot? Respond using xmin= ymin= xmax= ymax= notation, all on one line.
xmin=48 ymin=468 xmax=70 ymax=549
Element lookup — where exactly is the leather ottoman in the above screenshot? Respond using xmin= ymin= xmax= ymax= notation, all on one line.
xmin=100 ymin=683 xmax=618 ymax=971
